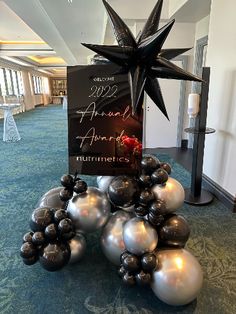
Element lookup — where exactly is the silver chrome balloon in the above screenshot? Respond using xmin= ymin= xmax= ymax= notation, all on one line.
xmin=68 ymin=234 xmax=86 ymax=264
xmin=97 ymin=176 xmax=114 ymax=193
xmin=152 ymin=249 xmax=203 ymax=306
xmin=152 ymin=177 xmax=185 ymax=213
xmin=123 ymin=217 xmax=158 ymax=255
xmin=37 ymin=187 xmax=65 ymax=209
xmin=67 ymin=187 xmax=111 ymax=233
xmin=101 ymin=210 xmax=134 ymax=265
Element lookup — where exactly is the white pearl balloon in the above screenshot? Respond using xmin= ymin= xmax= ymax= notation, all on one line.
xmin=123 ymin=217 xmax=158 ymax=255
xmin=152 ymin=249 xmax=203 ymax=306
xmin=68 ymin=234 xmax=86 ymax=264
xmin=152 ymin=177 xmax=185 ymax=213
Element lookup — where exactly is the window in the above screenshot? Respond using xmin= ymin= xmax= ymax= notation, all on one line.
xmin=0 ymin=67 xmax=24 ymax=96
xmin=32 ymin=75 xmax=43 ymax=94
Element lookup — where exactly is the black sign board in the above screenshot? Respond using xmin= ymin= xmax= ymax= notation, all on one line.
xmin=67 ymin=64 xmax=143 ymax=176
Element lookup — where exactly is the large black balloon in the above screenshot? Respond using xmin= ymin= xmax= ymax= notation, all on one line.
xmin=159 ymin=214 xmax=190 ymax=247
xmin=82 ymin=0 xmax=202 ymax=117
xmin=30 ymin=207 xmax=53 ymax=232
xmin=39 ymin=242 xmax=71 ymax=272
xmin=108 ymin=176 xmax=139 ymax=208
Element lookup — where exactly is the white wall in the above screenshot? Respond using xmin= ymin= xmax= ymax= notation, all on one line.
xmin=204 ymin=0 xmax=236 ymax=196
xmin=195 ymin=15 xmax=210 ymax=41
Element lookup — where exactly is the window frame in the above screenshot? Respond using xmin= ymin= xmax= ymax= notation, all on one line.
xmin=0 ymin=67 xmax=24 ymax=97
xmin=32 ymin=75 xmax=43 ymax=95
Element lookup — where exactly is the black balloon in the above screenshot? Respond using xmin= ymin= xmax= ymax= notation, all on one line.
xmin=141 ymin=156 xmax=159 ymax=174
xmin=20 ymin=242 xmax=37 ymax=258
xmin=139 ymin=189 xmax=155 ymax=206
xmin=118 ymin=265 xmax=126 ymax=278
xmin=60 ymin=230 xmax=75 ymax=241
xmin=23 ymin=231 xmax=34 ymax=243
xmin=138 ymin=174 xmax=152 ymax=187
xmin=23 ymin=255 xmax=38 ymax=266
xmin=82 ymin=0 xmax=202 ymax=116
xmin=151 ymin=168 xmax=169 ymax=185
xmin=160 ymin=162 xmax=171 ymax=174
xmin=149 ymin=200 xmax=166 ymax=216
xmin=39 ymin=242 xmax=71 ymax=272
xmin=45 ymin=224 xmax=58 ymax=240
xmin=141 ymin=253 xmax=157 ymax=272
xmin=108 ymin=176 xmax=139 ymax=208
xmin=122 ymin=272 xmax=136 ymax=286
xmin=123 ymin=254 xmax=140 ymax=273
xmin=120 ymin=251 xmax=129 ymax=264
xmin=135 ymin=270 xmax=152 ymax=286
xmin=60 ymin=174 xmax=74 ymax=188
xmin=135 ymin=205 xmax=149 ymax=217
xmin=32 ymin=232 xmax=45 ymax=246
xmin=159 ymin=214 xmax=190 ymax=247
xmin=54 ymin=209 xmax=67 ymax=223
xmin=148 ymin=212 xmax=164 ymax=226
xmin=30 ymin=207 xmax=53 ymax=232
xmin=73 ymin=180 xmax=87 ymax=194
xmin=59 ymin=188 xmax=73 ymax=202
xmin=58 ymin=218 xmax=73 ymax=234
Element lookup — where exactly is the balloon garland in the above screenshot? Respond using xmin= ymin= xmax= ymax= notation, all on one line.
xmin=20 ymin=155 xmax=203 ymax=306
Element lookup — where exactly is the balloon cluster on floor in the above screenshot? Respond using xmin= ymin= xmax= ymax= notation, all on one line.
xmin=20 ymin=155 xmax=203 ymax=306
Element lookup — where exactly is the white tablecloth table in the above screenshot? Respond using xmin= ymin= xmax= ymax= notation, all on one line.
xmin=0 ymin=103 xmax=21 ymax=142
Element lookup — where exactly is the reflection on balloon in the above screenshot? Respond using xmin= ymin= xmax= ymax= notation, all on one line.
xmin=152 ymin=249 xmax=203 ymax=306
xmin=68 ymin=234 xmax=86 ymax=264
xmin=123 ymin=217 xmax=158 ymax=255
xmin=97 ymin=176 xmax=114 ymax=193
xmin=152 ymin=177 xmax=185 ymax=213
xmin=100 ymin=210 xmax=133 ymax=265
xmin=67 ymin=187 xmax=111 ymax=233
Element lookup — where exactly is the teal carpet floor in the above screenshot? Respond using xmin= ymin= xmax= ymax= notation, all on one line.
xmin=0 ymin=105 xmax=235 ymax=314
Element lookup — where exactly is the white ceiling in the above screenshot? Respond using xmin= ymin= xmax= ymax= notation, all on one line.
xmin=0 ymin=0 xmax=211 ymax=70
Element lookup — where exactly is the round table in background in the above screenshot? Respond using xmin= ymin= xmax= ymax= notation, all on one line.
xmin=0 ymin=103 xmax=21 ymax=142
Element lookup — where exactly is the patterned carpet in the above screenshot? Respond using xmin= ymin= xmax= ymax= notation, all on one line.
xmin=0 ymin=105 xmax=235 ymax=314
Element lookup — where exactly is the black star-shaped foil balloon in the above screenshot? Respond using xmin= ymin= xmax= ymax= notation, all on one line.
xmin=82 ymin=0 xmax=202 ymax=119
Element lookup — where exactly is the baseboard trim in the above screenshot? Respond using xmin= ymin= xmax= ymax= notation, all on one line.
xmin=202 ymin=174 xmax=236 ymax=212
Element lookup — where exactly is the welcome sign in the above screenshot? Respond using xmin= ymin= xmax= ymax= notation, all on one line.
xmin=67 ymin=64 xmax=143 ymax=176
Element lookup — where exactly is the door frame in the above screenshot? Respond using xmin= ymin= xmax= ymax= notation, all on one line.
xmin=143 ymin=55 xmax=188 ymax=148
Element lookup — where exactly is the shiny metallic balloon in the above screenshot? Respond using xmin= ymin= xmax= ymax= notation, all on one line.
xmin=37 ymin=187 xmax=65 ymax=209
xmin=101 ymin=210 xmax=134 ymax=265
xmin=152 ymin=249 xmax=203 ymax=306
xmin=97 ymin=176 xmax=114 ymax=193
xmin=68 ymin=234 xmax=86 ymax=264
xmin=67 ymin=187 xmax=111 ymax=233
xmin=152 ymin=177 xmax=185 ymax=213
xmin=123 ymin=217 xmax=158 ymax=255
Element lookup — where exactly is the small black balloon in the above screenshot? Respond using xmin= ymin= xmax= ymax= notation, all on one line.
xmin=54 ymin=209 xmax=67 ymax=223
xmin=123 ymin=254 xmax=140 ymax=273
xmin=32 ymin=232 xmax=45 ymax=246
xmin=138 ymin=174 xmax=152 ymax=187
xmin=60 ymin=230 xmax=76 ymax=241
xmin=135 ymin=205 xmax=149 ymax=217
xmin=160 ymin=162 xmax=171 ymax=174
xmin=139 ymin=189 xmax=155 ymax=206
xmin=45 ymin=223 xmax=58 ymax=240
xmin=141 ymin=253 xmax=157 ymax=272
xmin=59 ymin=188 xmax=73 ymax=202
xmin=30 ymin=207 xmax=53 ymax=232
xmin=60 ymin=174 xmax=74 ymax=188
xmin=135 ymin=270 xmax=152 ymax=286
xmin=122 ymin=272 xmax=136 ymax=286
xmin=148 ymin=212 xmax=164 ymax=226
xmin=151 ymin=168 xmax=169 ymax=185
xmin=73 ymin=180 xmax=88 ymax=194
xmin=23 ymin=255 xmax=38 ymax=266
xmin=120 ymin=251 xmax=129 ymax=264
xmin=149 ymin=200 xmax=166 ymax=216
xmin=58 ymin=218 xmax=73 ymax=234
xmin=39 ymin=241 xmax=71 ymax=272
xmin=108 ymin=176 xmax=139 ymax=208
xmin=141 ymin=156 xmax=160 ymax=174
xmin=118 ymin=265 xmax=126 ymax=278
xmin=23 ymin=231 xmax=34 ymax=243
xmin=159 ymin=214 xmax=190 ymax=247
xmin=20 ymin=242 xmax=37 ymax=258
